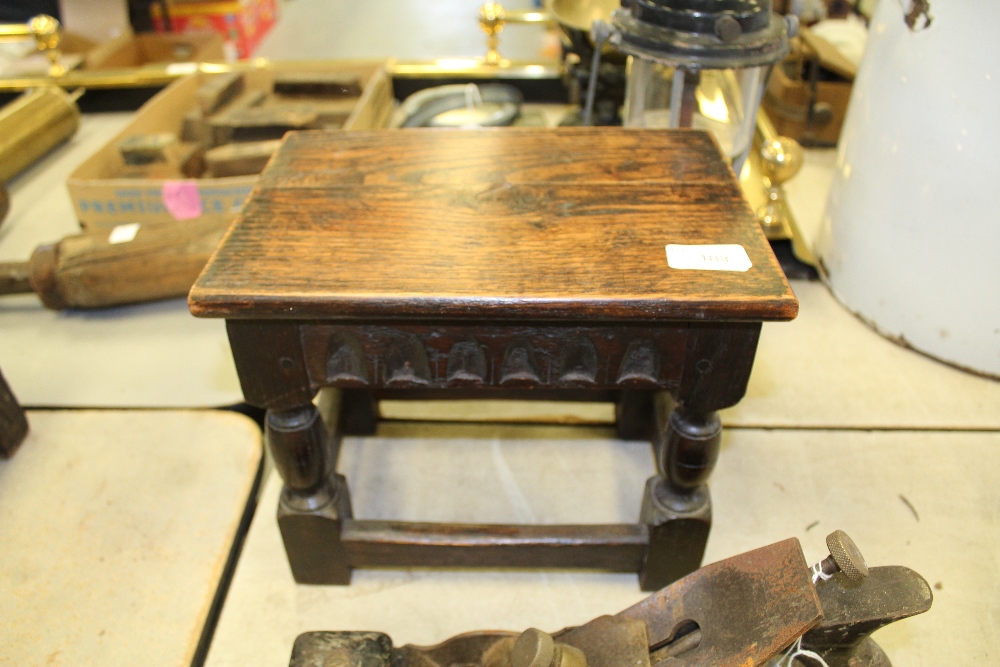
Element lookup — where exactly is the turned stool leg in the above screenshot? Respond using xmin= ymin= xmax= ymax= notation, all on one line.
xmin=662 ymin=406 xmax=722 ymax=494
xmin=639 ymin=396 xmax=721 ymax=591
xmin=268 ymin=403 xmax=354 ymax=584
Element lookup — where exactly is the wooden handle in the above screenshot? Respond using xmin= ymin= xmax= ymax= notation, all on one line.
xmin=28 ymin=217 xmax=230 ymax=309
xmin=0 ymin=261 xmax=32 ymax=295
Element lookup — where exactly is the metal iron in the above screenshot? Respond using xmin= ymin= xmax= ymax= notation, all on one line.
xmin=784 ymin=566 xmax=933 ymax=667
xmin=288 ymin=532 xmax=931 ymax=667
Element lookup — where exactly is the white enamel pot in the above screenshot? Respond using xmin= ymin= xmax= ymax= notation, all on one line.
xmin=817 ymin=0 xmax=1000 ymax=377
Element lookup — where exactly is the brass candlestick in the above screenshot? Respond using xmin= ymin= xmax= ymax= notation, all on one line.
xmin=479 ymin=2 xmax=550 ymax=66
xmin=479 ymin=2 xmax=506 ymax=66
xmin=29 ymin=14 xmax=65 ymax=77
xmin=0 ymin=14 xmax=65 ymax=78
xmin=757 ymin=136 xmax=804 ymax=239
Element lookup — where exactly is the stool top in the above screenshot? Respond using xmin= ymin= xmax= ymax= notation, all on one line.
xmin=189 ymin=128 xmax=797 ymax=323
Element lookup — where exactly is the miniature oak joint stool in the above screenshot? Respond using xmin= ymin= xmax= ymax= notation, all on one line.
xmin=189 ymin=127 xmax=797 ymax=590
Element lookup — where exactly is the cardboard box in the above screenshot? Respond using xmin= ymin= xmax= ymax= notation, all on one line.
xmin=68 ymin=61 xmax=395 ymax=230
xmin=84 ymin=31 xmax=225 ymax=69
xmin=0 ymin=32 xmax=95 ymax=78
xmin=762 ymin=28 xmax=857 ymax=147
xmin=0 ymin=31 xmax=223 ymax=78
xmin=0 ymin=0 xmax=221 ymax=78
xmin=152 ymin=0 xmax=279 ymax=60
xmin=60 ymin=0 xmax=132 ymax=44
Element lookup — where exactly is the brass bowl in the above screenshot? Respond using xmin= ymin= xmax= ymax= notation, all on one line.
xmin=546 ymin=0 xmax=617 ymax=32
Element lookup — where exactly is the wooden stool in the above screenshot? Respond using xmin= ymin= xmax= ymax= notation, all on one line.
xmin=189 ymin=128 xmax=797 ymax=590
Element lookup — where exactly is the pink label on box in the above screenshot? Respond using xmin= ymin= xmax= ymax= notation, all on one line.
xmin=162 ymin=180 xmax=203 ymax=220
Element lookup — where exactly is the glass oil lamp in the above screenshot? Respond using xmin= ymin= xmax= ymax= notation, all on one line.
xmin=611 ymin=0 xmax=795 ymax=168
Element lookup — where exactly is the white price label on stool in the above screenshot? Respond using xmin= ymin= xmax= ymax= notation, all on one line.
xmin=665 ymin=244 xmax=752 ymax=272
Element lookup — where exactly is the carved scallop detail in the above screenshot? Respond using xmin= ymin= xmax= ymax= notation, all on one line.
xmin=446 ymin=339 xmax=487 ymax=386
xmin=384 ymin=333 xmax=431 ymax=386
xmin=499 ymin=337 xmax=541 ymax=386
xmin=616 ymin=339 xmax=660 ymax=386
xmin=325 ymin=332 xmax=369 ymax=385
xmin=557 ymin=336 xmax=598 ymax=385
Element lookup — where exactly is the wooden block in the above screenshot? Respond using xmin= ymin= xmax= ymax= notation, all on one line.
xmin=117 ymin=136 xmax=202 ymax=178
xmin=118 ymin=133 xmax=179 ymax=165
xmin=272 ymin=72 xmax=362 ymax=97
xmin=209 ymin=107 xmax=319 ymax=145
xmin=218 ymin=88 xmax=268 ymax=115
xmin=178 ymin=141 xmax=206 ymax=178
xmin=262 ymin=98 xmax=358 ymax=127
xmin=185 ymin=90 xmax=266 ymax=147
xmin=180 ymin=108 xmax=206 ymax=144
xmin=205 ymin=139 xmax=282 ymax=177
xmin=197 ymin=71 xmax=245 ymax=115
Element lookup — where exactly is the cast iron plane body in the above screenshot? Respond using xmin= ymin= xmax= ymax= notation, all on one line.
xmin=288 ymin=537 xmax=933 ymax=667
xmin=189 ymin=127 xmax=798 ymax=588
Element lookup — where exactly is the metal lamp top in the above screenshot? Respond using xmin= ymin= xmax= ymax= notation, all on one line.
xmin=611 ymin=0 xmax=792 ymax=69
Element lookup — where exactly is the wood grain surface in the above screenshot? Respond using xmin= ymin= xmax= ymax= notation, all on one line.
xmin=341 ymin=520 xmax=648 ymax=570
xmin=190 ymin=128 xmax=796 ymax=322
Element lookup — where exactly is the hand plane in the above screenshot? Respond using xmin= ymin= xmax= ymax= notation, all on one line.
xmin=289 ymin=531 xmax=931 ymax=667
